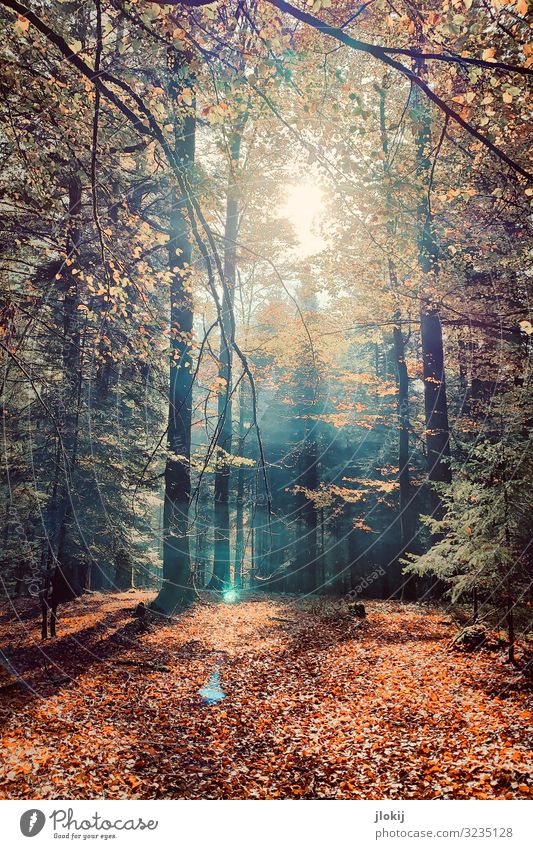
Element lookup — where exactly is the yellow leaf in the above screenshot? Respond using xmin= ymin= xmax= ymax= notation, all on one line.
xmin=182 ymin=87 xmax=193 ymax=107
xmin=14 ymin=13 xmax=29 ymax=34
xmin=482 ymin=47 xmax=495 ymax=61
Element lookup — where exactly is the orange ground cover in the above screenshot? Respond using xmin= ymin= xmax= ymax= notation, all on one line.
xmin=0 ymin=592 xmax=531 ymax=799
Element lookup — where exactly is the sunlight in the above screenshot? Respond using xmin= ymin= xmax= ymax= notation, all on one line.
xmin=4 ymin=0 xmax=528 ymax=808
xmin=223 ymin=588 xmax=238 ymax=604
xmin=281 ymin=180 xmax=325 ymax=257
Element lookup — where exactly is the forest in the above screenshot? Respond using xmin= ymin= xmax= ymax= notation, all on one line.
xmin=0 ymin=0 xmax=532 ymax=801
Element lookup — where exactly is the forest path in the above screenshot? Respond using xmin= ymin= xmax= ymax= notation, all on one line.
xmin=0 ymin=592 xmax=531 ymax=799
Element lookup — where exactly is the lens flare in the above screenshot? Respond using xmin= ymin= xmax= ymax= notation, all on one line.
xmin=223 ymin=589 xmax=238 ymax=604
xmin=198 ymin=666 xmax=225 ymax=705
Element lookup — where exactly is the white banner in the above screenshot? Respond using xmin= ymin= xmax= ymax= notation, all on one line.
xmin=2 ymin=800 xmax=532 ymax=849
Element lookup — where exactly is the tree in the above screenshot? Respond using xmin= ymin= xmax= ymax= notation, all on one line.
xmin=404 ymin=430 xmax=533 ymax=662
xmin=152 ymin=46 xmax=197 ymax=614
xmin=210 ymin=125 xmax=244 ymax=590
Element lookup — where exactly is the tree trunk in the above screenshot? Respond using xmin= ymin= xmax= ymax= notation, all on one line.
xmin=63 ymin=175 xmax=82 ymax=381
xmin=294 ymin=385 xmax=319 ymax=594
xmin=506 ymin=582 xmax=515 ymax=665
xmin=152 ymin=54 xmax=196 ymax=614
xmin=211 ymin=130 xmax=243 ymax=591
xmin=379 ymin=83 xmax=417 ymax=597
xmin=42 ymin=175 xmax=83 ymax=639
xmin=419 ymin=307 xmax=451 ymax=486
xmin=412 ymin=55 xmax=452 ymax=493
xmin=392 ymin=314 xmax=418 ymax=600
xmin=234 ymin=383 xmax=247 ymax=589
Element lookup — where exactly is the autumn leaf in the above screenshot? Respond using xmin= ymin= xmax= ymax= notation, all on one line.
xmin=13 ymin=13 xmax=29 ymax=34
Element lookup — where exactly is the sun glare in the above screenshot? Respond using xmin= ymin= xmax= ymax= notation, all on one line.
xmin=223 ymin=588 xmax=238 ymax=604
xmin=281 ymin=180 xmax=325 ymax=257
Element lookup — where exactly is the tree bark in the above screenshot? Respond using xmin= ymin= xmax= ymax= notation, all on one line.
xmin=379 ymin=82 xmax=417 ymax=596
xmin=411 ymin=51 xmax=452 ymax=492
xmin=41 ymin=175 xmax=84 ymax=639
xmin=210 ymin=129 xmax=243 ymax=590
xmin=296 ymin=419 xmax=318 ymax=594
xmin=392 ymin=316 xmax=414 ymax=542
xmin=234 ymin=383 xmax=247 ymax=589
xmin=419 ymin=307 xmax=451 ymax=486
xmin=152 ymin=52 xmax=196 ymax=614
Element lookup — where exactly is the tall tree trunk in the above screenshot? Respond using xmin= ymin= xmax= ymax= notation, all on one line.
xmin=392 ymin=315 xmax=412 ymax=539
xmin=506 ymin=579 xmax=515 ymax=665
xmin=293 ymin=286 xmax=320 ymax=594
xmin=412 ymin=52 xmax=452 ymax=493
xmin=234 ymin=382 xmax=247 ymax=589
xmin=42 ymin=175 xmax=83 ymax=638
xmin=63 ymin=176 xmax=82 ymax=382
xmin=379 ymin=82 xmax=417 ymax=596
xmin=152 ymin=52 xmax=196 ymax=614
xmin=211 ymin=129 xmax=243 ymax=590
xmin=419 ymin=308 xmax=451 ymax=486
xmin=296 ymin=420 xmax=318 ymax=594
xmin=55 ymin=174 xmax=84 ymax=590
xmin=293 ymin=352 xmax=319 ymax=594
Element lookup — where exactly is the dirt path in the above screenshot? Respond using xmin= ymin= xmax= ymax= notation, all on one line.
xmin=0 ymin=593 xmax=531 ymax=799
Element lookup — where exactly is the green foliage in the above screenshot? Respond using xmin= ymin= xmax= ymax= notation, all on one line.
xmin=404 ymin=434 xmax=533 ymax=607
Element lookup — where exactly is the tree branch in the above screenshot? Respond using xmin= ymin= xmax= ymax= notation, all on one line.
xmin=160 ymin=0 xmax=532 ymax=180
xmin=265 ymin=0 xmax=531 ymax=181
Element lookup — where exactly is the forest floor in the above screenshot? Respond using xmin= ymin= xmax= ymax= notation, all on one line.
xmin=0 ymin=591 xmax=531 ymax=800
